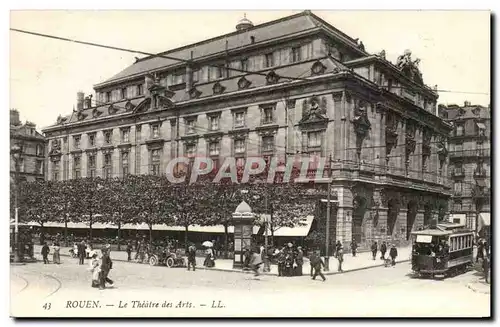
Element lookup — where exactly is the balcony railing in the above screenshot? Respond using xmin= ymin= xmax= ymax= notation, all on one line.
xmin=451 ymin=168 xmax=465 ymax=177
xmin=449 ymin=148 xmax=490 ymax=159
xmin=473 ymin=169 xmax=487 ymax=178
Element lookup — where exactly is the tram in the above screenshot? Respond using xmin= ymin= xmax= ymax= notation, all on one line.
xmin=410 ymin=222 xmax=474 ymax=278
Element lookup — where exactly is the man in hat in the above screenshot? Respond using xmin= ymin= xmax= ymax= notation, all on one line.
xmin=126 ymin=241 xmax=133 ymax=261
xmin=380 ymin=241 xmax=387 ymax=260
xmin=295 ymin=246 xmax=304 ymax=276
xmin=99 ymin=247 xmax=114 ymax=290
xmin=389 ymin=244 xmax=398 ymax=266
xmin=187 ymin=243 xmax=197 ymax=271
xmin=77 ymin=240 xmax=86 ymax=265
xmin=350 ymin=238 xmax=358 ymax=257
xmin=337 ymin=245 xmax=344 ymax=272
xmin=371 ymin=241 xmax=378 ymax=260
xmin=310 ymin=250 xmax=326 ymax=281
xmin=41 ymin=241 xmax=50 ymax=264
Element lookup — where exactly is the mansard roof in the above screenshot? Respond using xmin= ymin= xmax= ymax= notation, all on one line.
xmin=95 ymin=11 xmax=362 ymax=88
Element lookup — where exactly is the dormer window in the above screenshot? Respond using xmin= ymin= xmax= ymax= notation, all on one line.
xmin=291 ymin=47 xmax=301 ymax=63
xmin=265 ymin=53 xmax=274 ymax=68
xmin=137 ymin=84 xmax=144 ymax=96
xmin=240 ymin=58 xmax=249 ymax=71
xmin=105 ymin=92 xmax=111 ymax=103
xmin=120 ymin=88 xmax=127 ymax=100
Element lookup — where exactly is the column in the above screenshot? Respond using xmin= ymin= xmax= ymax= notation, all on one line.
xmin=398 ymin=208 xmax=408 ymax=243
xmin=415 ymin=209 xmax=425 ymax=230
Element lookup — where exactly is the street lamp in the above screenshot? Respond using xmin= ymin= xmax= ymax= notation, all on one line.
xmin=11 ymin=144 xmax=22 ymax=263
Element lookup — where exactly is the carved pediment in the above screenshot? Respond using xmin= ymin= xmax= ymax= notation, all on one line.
xmin=237 ymin=76 xmax=252 ymax=90
xmin=189 ymin=87 xmax=202 ymax=99
xmin=266 ymin=71 xmax=280 ymax=85
xmin=134 ymin=98 xmax=151 ymax=113
xmin=92 ymin=108 xmax=103 ymax=118
xmin=396 ymin=49 xmax=424 ymax=85
xmin=311 ymin=60 xmax=327 ymax=75
xmin=77 ymin=111 xmax=88 ymax=121
xmin=299 ymin=96 xmax=328 ymax=126
xmin=212 ymin=82 xmax=226 ymax=95
xmin=56 ymin=115 xmax=68 ymax=125
xmin=156 ymin=95 xmax=174 ymax=108
xmin=125 ymin=101 xmax=136 ymax=111
xmin=108 ymin=105 xmax=118 ymax=115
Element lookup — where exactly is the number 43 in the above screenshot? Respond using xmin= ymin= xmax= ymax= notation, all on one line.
xmin=43 ymin=303 xmax=51 ymax=310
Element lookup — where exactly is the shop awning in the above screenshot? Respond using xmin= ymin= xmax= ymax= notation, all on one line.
xmin=476 ymin=179 xmax=487 ymax=187
xmin=267 ymin=215 xmax=314 ymax=237
xmin=476 ymin=122 xmax=486 ymax=130
xmin=478 ymin=213 xmax=490 ymax=231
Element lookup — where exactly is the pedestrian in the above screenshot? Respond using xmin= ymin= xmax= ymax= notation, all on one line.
xmin=204 ymin=246 xmax=215 ymax=268
xmin=126 ymin=241 xmax=132 ymax=261
xmin=371 ymin=241 xmax=378 ymax=260
xmin=187 ymin=243 xmax=197 ymax=271
xmin=135 ymin=240 xmax=142 ymax=261
xmin=389 ymin=244 xmax=398 ymax=266
xmin=99 ymin=247 xmax=114 ymax=290
xmin=476 ymin=239 xmax=484 ymax=263
xmin=78 ymin=240 xmax=86 ymax=265
xmin=277 ymin=249 xmax=285 ymax=277
xmin=335 ymin=240 xmax=342 ymax=257
xmin=350 ymin=238 xmax=358 ymax=257
xmin=88 ymin=251 xmax=101 ymax=288
xmin=310 ymin=250 xmax=326 ymax=281
xmin=41 ymin=242 xmax=50 ymax=264
xmin=380 ymin=241 xmax=387 ymax=260
xmin=52 ymin=241 xmax=61 ymax=264
xmin=337 ymin=246 xmax=344 ymax=272
xmin=250 ymin=250 xmax=263 ymax=277
xmin=482 ymin=255 xmax=490 ymax=284
xmin=295 ymin=246 xmax=304 ymax=276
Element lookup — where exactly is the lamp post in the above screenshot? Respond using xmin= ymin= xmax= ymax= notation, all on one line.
xmin=11 ymin=144 xmax=22 ymax=263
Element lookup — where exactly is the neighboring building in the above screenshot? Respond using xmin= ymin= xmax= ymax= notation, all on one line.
xmin=10 ymin=109 xmax=46 ymax=182
xmin=42 ymin=11 xmax=452 ymax=247
xmin=439 ymin=102 xmax=491 ymax=235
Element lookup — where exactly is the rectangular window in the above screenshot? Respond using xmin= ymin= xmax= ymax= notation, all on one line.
xmin=35 ymin=160 xmax=42 ymax=175
xmin=121 ymin=88 xmax=127 ymax=100
xmin=262 ymin=136 xmax=274 ymax=152
xmin=104 ymin=130 xmax=112 ymax=144
xmin=453 ymin=200 xmax=462 ymax=212
xmin=455 ymin=142 xmax=463 ymax=152
xmin=137 ymin=84 xmax=144 ymax=96
xmin=88 ymin=133 xmax=96 ymax=147
xmin=19 ymin=158 xmax=25 ymax=173
xmin=36 ymin=144 xmax=44 ymax=156
xmin=104 ymin=153 xmax=112 ymax=179
xmin=265 ymin=53 xmax=274 ymax=68
xmin=456 ymin=124 xmax=464 ymax=136
xmin=454 ymin=182 xmax=462 ymax=194
xmin=73 ymin=156 xmax=81 ymax=179
xmin=88 ymin=154 xmax=96 ymax=178
xmin=136 ymin=125 xmax=142 ymax=142
xmin=52 ymin=160 xmax=60 ymax=180
xmin=209 ymin=142 xmax=220 ymax=156
xmin=105 ymin=92 xmax=111 ymax=103
xmin=173 ymin=70 xmax=186 ymax=84
xmin=234 ymin=112 xmax=245 ymax=128
xmin=186 ymin=144 xmax=196 ymax=158
xmin=291 ymin=47 xmax=301 ymax=63
xmin=308 ymin=131 xmax=322 ymax=147
xmin=73 ymin=135 xmax=81 ymax=149
xmin=192 ymin=69 xmax=199 ymax=83
xmin=151 ymin=149 xmax=161 ymax=175
xmin=217 ymin=66 xmax=226 ymax=79
xmin=121 ymin=129 xmax=130 ymax=143
xmin=240 ymin=59 xmax=249 ymax=71
xmin=186 ymin=119 xmax=196 ymax=135
xmin=235 ymin=139 xmax=245 ymax=154
xmin=208 ymin=116 xmax=219 ymax=131
xmin=151 ymin=124 xmax=160 ymax=139
xmin=121 ymin=152 xmax=129 ymax=176
xmin=262 ymin=106 xmax=274 ymax=125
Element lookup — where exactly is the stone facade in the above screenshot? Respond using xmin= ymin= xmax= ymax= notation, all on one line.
xmin=439 ymin=102 xmax=491 ymax=231
xmin=42 ymin=11 xmax=452 ymax=248
xmin=10 ymin=109 xmax=46 ymax=183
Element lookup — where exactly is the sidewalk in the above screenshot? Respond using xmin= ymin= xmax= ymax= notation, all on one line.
xmin=467 ymin=281 xmax=490 ymax=294
xmin=33 ymin=244 xmax=411 ymax=276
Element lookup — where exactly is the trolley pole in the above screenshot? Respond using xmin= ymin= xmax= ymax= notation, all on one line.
xmin=263 ymin=195 xmax=270 ymax=273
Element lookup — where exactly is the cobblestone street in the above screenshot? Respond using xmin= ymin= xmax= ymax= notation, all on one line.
xmin=11 ymin=256 xmax=490 ymax=317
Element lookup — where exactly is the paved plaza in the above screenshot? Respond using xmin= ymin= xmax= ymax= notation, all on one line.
xmin=10 ymin=252 xmax=490 ymax=317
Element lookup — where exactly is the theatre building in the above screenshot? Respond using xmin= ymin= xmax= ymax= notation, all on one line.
xmin=42 ymin=11 xmax=452 ymax=247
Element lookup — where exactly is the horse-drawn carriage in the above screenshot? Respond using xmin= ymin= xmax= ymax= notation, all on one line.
xmin=148 ymin=247 xmax=186 ymax=268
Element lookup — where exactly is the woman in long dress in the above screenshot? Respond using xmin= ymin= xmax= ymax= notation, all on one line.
xmin=52 ymin=242 xmax=61 ymax=264
xmin=88 ymin=252 xmax=101 ymax=288
xmin=204 ymin=247 xmax=215 ymax=268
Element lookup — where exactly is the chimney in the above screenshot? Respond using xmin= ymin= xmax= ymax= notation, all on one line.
xmin=76 ymin=91 xmax=85 ymax=111
xmin=84 ymin=95 xmax=93 ymax=109
xmin=185 ymin=51 xmax=194 ymax=93
xmin=10 ymin=109 xmax=20 ymax=126
xmin=464 ymin=100 xmax=471 ymax=107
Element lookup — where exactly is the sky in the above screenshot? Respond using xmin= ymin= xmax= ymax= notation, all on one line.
xmin=9 ymin=10 xmax=490 ymax=130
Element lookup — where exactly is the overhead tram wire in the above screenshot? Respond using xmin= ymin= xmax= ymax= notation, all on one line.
xmin=10 ymin=28 xmax=310 ymax=83
xmin=10 ymin=28 xmax=491 ymax=97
